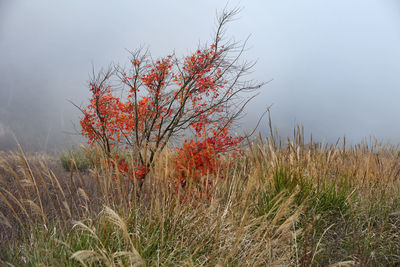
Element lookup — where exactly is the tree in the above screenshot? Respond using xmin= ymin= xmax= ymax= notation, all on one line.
xmin=79 ymin=8 xmax=263 ymax=187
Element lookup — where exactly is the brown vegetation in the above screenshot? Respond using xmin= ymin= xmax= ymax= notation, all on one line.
xmin=0 ymin=129 xmax=399 ymax=266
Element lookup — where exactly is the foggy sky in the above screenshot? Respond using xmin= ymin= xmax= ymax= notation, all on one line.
xmin=1 ymin=0 xmax=400 ymax=151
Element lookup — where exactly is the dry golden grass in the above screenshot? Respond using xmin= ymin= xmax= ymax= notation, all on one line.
xmin=0 ymin=129 xmax=399 ymax=266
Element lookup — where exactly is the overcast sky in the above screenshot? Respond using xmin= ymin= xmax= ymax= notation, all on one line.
xmin=1 ymin=0 xmax=400 ymax=150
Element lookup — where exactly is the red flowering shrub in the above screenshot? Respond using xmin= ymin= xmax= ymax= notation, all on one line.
xmin=78 ymin=9 xmax=262 ymax=192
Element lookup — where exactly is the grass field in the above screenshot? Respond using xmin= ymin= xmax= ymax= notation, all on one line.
xmin=0 ymin=129 xmax=400 ymax=266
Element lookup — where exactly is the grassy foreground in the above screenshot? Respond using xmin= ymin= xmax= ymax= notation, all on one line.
xmin=0 ymin=132 xmax=400 ymax=266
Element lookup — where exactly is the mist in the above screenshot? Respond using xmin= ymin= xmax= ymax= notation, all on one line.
xmin=1 ymin=0 xmax=400 ymax=151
